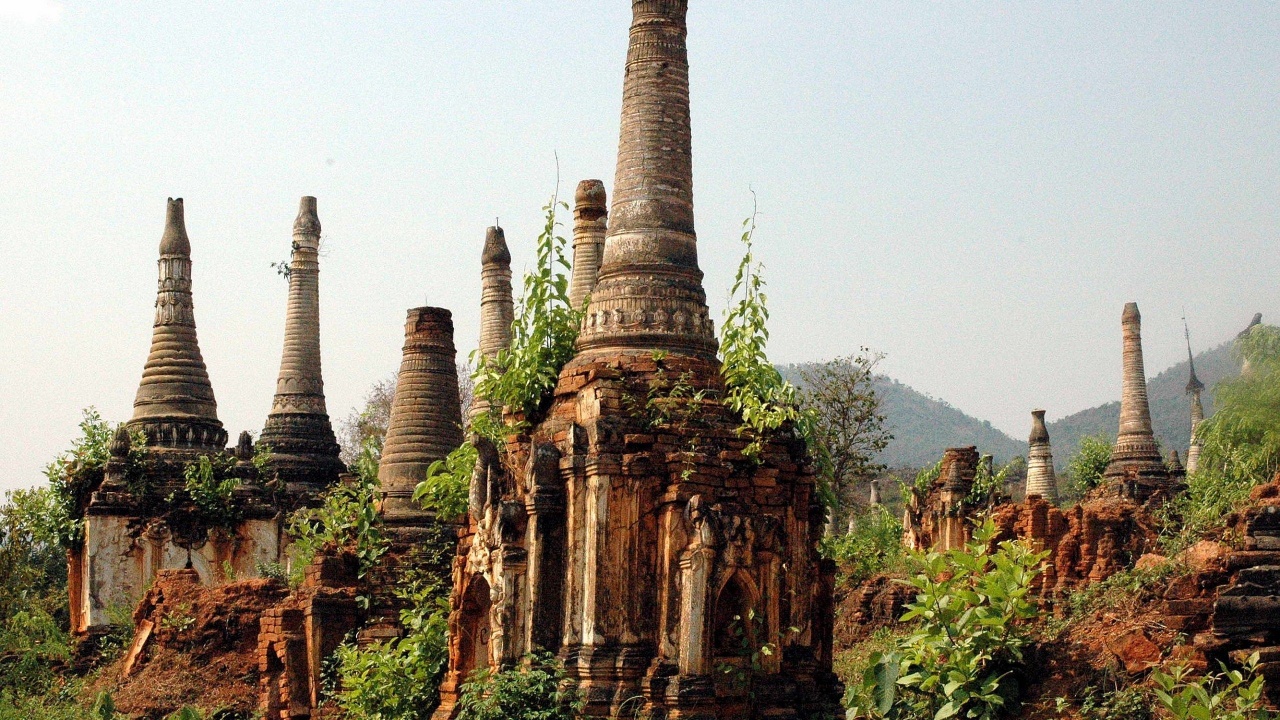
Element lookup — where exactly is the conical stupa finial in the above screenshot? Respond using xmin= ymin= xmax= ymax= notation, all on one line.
xmin=260 ymin=196 xmax=343 ymax=493
xmin=575 ymin=0 xmax=717 ymax=360
xmin=127 ymin=198 xmax=226 ymax=453
xmin=1184 ymin=317 xmax=1204 ymax=395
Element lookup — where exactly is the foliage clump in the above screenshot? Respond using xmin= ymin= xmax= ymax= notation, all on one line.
xmin=849 ymin=521 xmax=1045 ymax=720
xmin=821 ymin=504 xmax=905 ymax=585
xmin=413 ymin=441 xmax=478 ymax=522
xmin=456 ymin=651 xmax=583 ymax=720
xmin=43 ymin=408 xmax=147 ymax=548
xmin=1061 ymin=434 xmax=1112 ymax=503
xmin=1150 ymin=653 xmax=1275 ymax=720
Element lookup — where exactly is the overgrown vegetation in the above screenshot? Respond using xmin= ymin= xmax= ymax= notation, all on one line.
xmin=1148 ymin=653 xmax=1276 ymax=720
xmin=286 ymin=436 xmax=388 ymax=588
xmin=43 ymin=409 xmax=147 ymax=548
xmin=472 ymin=195 xmax=581 ymax=425
xmin=1061 ymin=434 xmax=1112 ymax=503
xmin=821 ymin=504 xmax=906 ymax=585
xmin=1159 ymin=324 xmax=1280 ymax=553
xmin=455 ymin=651 xmax=582 ymax=720
xmin=180 ymin=454 xmax=243 ymax=527
xmin=719 ymin=212 xmax=817 ymax=463
xmin=849 ymin=521 xmax=1045 ymax=720
xmin=413 ymin=441 xmax=478 ymax=522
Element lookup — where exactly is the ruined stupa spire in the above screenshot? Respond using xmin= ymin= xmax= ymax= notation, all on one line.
xmin=259 ymin=196 xmax=343 ymax=491
xmin=1026 ymin=409 xmax=1058 ymax=501
xmin=478 ymin=227 xmax=513 ymax=360
xmin=568 ymin=179 xmax=607 ymax=310
xmin=378 ymin=307 xmax=465 ymax=526
xmin=127 ymin=198 xmax=227 ymax=453
xmin=1185 ymin=318 xmax=1205 ymax=475
xmin=1103 ymin=302 xmax=1170 ymax=496
xmin=575 ymin=0 xmax=716 ymax=360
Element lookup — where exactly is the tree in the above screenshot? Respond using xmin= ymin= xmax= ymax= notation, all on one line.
xmin=798 ymin=352 xmax=893 ymax=533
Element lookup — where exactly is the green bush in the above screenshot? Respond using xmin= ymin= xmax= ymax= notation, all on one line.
xmin=1151 ymin=653 xmax=1275 ymax=720
xmin=1159 ymin=325 xmax=1280 ymax=553
xmin=456 ymin=651 xmax=582 ymax=720
xmin=44 ymin=408 xmax=147 ymax=548
xmin=1061 ymin=434 xmax=1112 ymax=502
xmin=849 ymin=521 xmax=1045 ymax=720
xmin=820 ymin=505 xmax=904 ymax=585
xmin=182 ymin=454 xmax=242 ymax=527
xmin=413 ymin=441 xmax=478 ymax=522
xmin=330 ymin=571 xmax=451 ymax=720
xmin=286 ymin=436 xmax=387 ymax=588
xmin=472 ymin=196 xmax=581 ymax=425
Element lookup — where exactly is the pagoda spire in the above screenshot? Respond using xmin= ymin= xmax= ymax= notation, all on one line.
xmin=575 ymin=0 xmax=716 ymax=360
xmin=1184 ymin=317 xmax=1205 ymax=474
xmin=1102 ymin=302 xmax=1169 ymax=497
xmin=471 ymin=227 xmax=514 ymax=419
xmin=127 ymin=198 xmax=227 ymax=453
xmin=259 ymin=196 xmax=343 ymax=492
xmin=1025 ymin=409 xmax=1058 ymax=501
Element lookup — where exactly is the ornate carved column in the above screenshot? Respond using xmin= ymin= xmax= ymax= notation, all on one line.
xmin=260 ymin=197 xmax=343 ymax=493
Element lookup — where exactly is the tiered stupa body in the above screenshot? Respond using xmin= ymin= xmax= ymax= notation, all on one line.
xmin=567 ymin=179 xmax=608 ymax=310
xmin=1102 ymin=303 xmax=1171 ymax=500
xmin=259 ymin=197 xmax=344 ymax=497
xmin=1025 ymin=409 xmax=1058 ymax=501
xmin=435 ymin=3 xmax=839 ymax=717
xmin=378 ymin=307 xmax=465 ymax=529
xmin=127 ymin=198 xmax=228 ymax=455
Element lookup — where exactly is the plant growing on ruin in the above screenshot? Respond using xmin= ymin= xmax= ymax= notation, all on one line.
xmin=44 ymin=408 xmax=148 ymax=548
xmin=330 ymin=567 xmax=451 ymax=720
xmin=719 ymin=211 xmax=817 ymax=461
xmin=1061 ymin=434 xmax=1112 ymax=502
xmin=849 ymin=521 xmax=1046 ymax=720
xmin=820 ymin=504 xmax=905 ymax=584
xmin=966 ymin=456 xmax=1021 ymax=510
xmin=181 ymin=454 xmax=242 ymax=527
xmin=455 ymin=651 xmax=583 ymax=720
xmin=286 ymin=436 xmax=387 ymax=587
xmin=901 ymin=460 xmax=942 ymax=505
xmin=1150 ymin=653 xmax=1275 ymax=720
xmin=473 ymin=195 xmax=582 ymax=425
xmin=413 ymin=440 xmax=478 ymax=522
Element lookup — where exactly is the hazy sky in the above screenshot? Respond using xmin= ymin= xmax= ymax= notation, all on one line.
xmin=2 ymin=1 xmax=1277 ymax=491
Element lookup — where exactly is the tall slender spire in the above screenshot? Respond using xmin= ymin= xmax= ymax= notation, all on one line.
xmin=127 ymin=198 xmax=227 ymax=453
xmin=568 ymin=179 xmax=607 ymax=310
xmin=472 ymin=227 xmax=514 ymax=419
xmin=379 ymin=307 xmax=465 ymax=526
xmin=1185 ymin=318 xmax=1205 ymax=474
xmin=1103 ymin=302 xmax=1169 ymax=496
xmin=259 ymin=196 xmax=342 ymax=491
xmin=1025 ymin=409 xmax=1057 ymax=501
xmin=575 ymin=0 xmax=716 ymax=360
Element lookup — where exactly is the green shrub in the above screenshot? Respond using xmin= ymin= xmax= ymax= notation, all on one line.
xmin=849 ymin=521 xmax=1046 ymax=720
xmin=182 ymin=454 xmax=242 ymax=527
xmin=1151 ymin=653 xmax=1275 ymax=720
xmin=456 ymin=651 xmax=582 ymax=720
xmin=472 ymin=196 xmax=581 ymax=425
xmin=329 ymin=571 xmax=450 ymax=720
xmin=1057 ymin=683 xmax=1153 ymax=720
xmin=44 ymin=408 xmax=147 ymax=548
xmin=820 ymin=505 xmax=904 ymax=584
xmin=286 ymin=436 xmax=387 ymax=588
xmin=413 ymin=441 xmax=478 ymax=522
xmin=1061 ymin=434 xmax=1112 ymax=502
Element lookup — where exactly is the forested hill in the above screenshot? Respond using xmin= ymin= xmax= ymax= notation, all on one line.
xmin=1046 ymin=340 xmax=1240 ymax=466
xmin=784 ymin=338 xmax=1241 ymax=472
xmin=781 ymin=365 xmax=1027 ymax=469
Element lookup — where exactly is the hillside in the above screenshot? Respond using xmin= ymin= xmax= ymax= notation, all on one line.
xmin=782 ymin=364 xmax=1027 ymax=468
xmin=1047 ymin=340 xmax=1241 ymax=465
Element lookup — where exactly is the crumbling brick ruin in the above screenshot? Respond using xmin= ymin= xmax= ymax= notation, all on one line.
xmin=433 ymin=2 xmax=840 ymax=717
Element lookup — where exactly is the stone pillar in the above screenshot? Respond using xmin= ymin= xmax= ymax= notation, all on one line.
xmin=1026 ymin=409 xmax=1058 ymax=502
xmin=260 ymin=197 xmax=343 ymax=493
xmin=378 ymin=307 xmax=465 ymax=527
xmin=575 ymin=0 xmax=717 ymax=361
xmin=568 ymin=179 xmax=607 ymax=310
xmin=1103 ymin=303 xmax=1169 ymax=498
xmin=937 ymin=447 xmax=978 ymax=551
xmin=127 ymin=198 xmax=227 ymax=453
